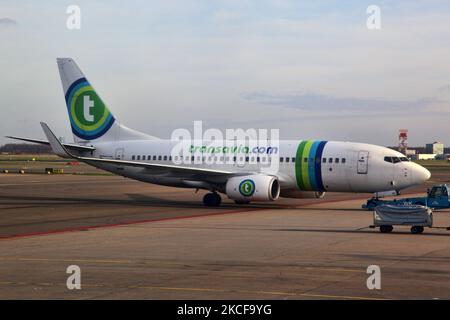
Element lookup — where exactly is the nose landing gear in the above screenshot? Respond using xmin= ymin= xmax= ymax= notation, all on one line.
xmin=203 ymin=192 xmax=222 ymax=207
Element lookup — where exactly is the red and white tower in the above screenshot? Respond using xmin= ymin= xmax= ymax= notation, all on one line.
xmin=399 ymin=129 xmax=408 ymax=155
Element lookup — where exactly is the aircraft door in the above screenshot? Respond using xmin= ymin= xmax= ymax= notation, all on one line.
xmin=357 ymin=151 xmax=369 ymax=174
xmin=115 ymin=148 xmax=125 ymax=160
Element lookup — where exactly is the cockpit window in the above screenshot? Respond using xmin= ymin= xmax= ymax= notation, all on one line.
xmin=384 ymin=156 xmax=404 ymax=164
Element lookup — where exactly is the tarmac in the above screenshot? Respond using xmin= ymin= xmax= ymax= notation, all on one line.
xmin=0 ymin=173 xmax=449 ymax=299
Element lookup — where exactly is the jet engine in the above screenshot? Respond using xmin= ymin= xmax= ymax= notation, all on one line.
xmin=225 ymin=175 xmax=280 ymax=202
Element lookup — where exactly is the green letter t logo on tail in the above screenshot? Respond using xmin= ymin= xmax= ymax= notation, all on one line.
xmin=65 ymin=77 xmax=115 ymax=140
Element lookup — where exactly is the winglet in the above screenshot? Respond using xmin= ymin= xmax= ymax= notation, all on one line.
xmin=40 ymin=122 xmax=77 ymax=159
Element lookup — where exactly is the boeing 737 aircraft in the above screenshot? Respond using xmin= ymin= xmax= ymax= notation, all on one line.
xmin=7 ymin=58 xmax=431 ymax=206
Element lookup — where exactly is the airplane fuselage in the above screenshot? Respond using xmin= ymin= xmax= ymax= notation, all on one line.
xmin=84 ymin=139 xmax=430 ymax=195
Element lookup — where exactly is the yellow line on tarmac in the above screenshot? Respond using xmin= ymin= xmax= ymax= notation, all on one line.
xmin=305 ymin=267 xmax=366 ymax=273
xmin=0 ymin=281 xmax=388 ymax=300
xmin=144 ymin=286 xmax=388 ymax=300
xmin=0 ymin=257 xmax=369 ymax=275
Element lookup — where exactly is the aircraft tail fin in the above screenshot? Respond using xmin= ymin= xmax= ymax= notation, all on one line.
xmin=56 ymin=58 xmax=157 ymax=143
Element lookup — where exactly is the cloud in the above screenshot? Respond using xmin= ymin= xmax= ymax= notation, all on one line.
xmin=242 ymin=89 xmax=450 ymax=118
xmin=0 ymin=18 xmax=17 ymax=26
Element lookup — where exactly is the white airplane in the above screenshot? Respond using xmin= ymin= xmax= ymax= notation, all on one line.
xmin=7 ymin=58 xmax=431 ymax=206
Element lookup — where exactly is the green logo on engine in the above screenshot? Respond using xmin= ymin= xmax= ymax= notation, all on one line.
xmin=239 ymin=179 xmax=255 ymax=197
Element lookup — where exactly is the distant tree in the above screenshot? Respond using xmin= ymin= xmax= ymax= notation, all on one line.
xmin=0 ymin=143 xmax=52 ymax=154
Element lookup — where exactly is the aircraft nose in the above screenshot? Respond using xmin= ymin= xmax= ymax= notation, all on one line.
xmin=414 ymin=164 xmax=431 ymax=183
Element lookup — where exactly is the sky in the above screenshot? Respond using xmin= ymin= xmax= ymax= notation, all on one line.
xmin=1 ymin=0 xmax=450 ymax=147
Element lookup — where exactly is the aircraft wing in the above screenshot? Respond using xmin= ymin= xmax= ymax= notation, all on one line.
xmin=5 ymin=135 xmax=95 ymax=152
xmin=40 ymin=122 xmax=237 ymax=181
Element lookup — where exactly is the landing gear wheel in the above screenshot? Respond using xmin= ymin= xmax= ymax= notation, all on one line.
xmin=411 ymin=226 xmax=424 ymax=234
xmin=203 ymin=192 xmax=222 ymax=207
xmin=380 ymin=225 xmax=393 ymax=233
xmin=234 ymin=200 xmax=250 ymax=205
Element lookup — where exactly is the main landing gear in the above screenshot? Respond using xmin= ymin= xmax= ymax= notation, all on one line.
xmin=203 ymin=192 xmax=222 ymax=207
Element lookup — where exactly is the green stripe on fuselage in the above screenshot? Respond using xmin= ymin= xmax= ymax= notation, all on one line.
xmin=301 ymin=140 xmax=313 ymax=190
xmin=295 ymin=141 xmax=308 ymax=190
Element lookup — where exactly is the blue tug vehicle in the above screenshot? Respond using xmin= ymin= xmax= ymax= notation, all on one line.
xmin=363 ymin=184 xmax=450 ymax=210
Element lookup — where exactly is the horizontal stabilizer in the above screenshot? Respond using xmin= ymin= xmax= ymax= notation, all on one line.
xmin=5 ymin=135 xmax=95 ymax=152
xmin=40 ymin=122 xmax=73 ymax=158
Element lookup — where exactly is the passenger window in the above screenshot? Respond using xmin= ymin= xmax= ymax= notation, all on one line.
xmin=153 ymin=155 xmax=156 ymax=160
xmin=280 ymin=157 xmax=284 ymax=163
xmin=335 ymin=158 xmax=339 ymax=163
xmin=303 ymin=157 xmax=307 ymax=163
xmin=174 ymin=156 xmax=178 ymax=161
xmin=322 ymin=158 xmax=326 ymax=163
xmin=137 ymin=155 xmax=140 ymax=160
xmin=233 ymin=156 xmax=237 ymax=162
xmin=286 ymin=157 xmax=290 ymax=163
xmin=163 ymin=156 xmax=167 ymax=161
xmin=191 ymin=156 xmax=194 ymax=161
xmin=158 ymin=155 xmax=162 ymax=161
xmin=245 ymin=157 xmax=249 ymax=162
xmin=292 ymin=157 xmax=296 ymax=163
xmin=132 ymin=155 xmax=135 ymax=160
xmin=342 ymin=158 xmax=346 ymax=163
xmin=169 ymin=156 xmax=172 ymax=161
xmin=329 ymin=158 xmax=333 ymax=163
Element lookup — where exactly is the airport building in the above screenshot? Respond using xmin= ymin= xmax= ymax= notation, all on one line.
xmin=426 ymin=142 xmax=444 ymax=156
xmin=414 ymin=154 xmax=437 ymax=160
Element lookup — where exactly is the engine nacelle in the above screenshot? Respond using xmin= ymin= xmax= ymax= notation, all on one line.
xmin=225 ymin=175 xmax=280 ymax=202
xmin=280 ymin=189 xmax=326 ymax=199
